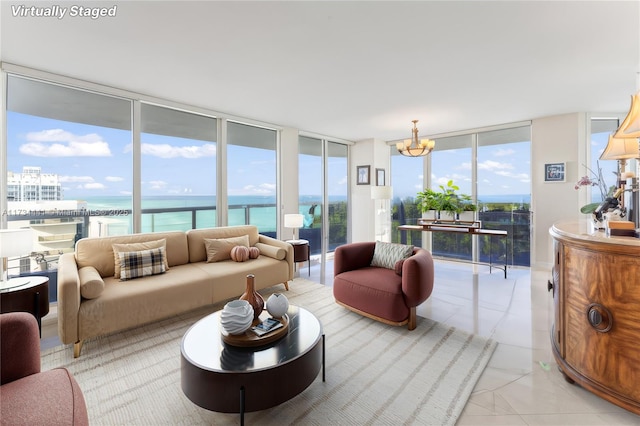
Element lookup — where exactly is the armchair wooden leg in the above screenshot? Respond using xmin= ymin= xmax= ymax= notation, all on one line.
xmin=283 ymin=281 xmax=289 ymax=291
xmin=74 ymin=340 xmax=84 ymax=358
xmin=408 ymin=307 xmax=417 ymax=330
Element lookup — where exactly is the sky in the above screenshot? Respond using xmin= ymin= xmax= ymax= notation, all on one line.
xmin=391 ymin=141 xmax=532 ymax=201
xmin=7 ymin=111 xmax=618 ymax=204
xmin=7 ymin=111 xmax=345 ymax=200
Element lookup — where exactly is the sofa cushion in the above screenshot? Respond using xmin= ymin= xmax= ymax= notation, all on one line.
xmin=77 ymin=264 xmax=214 ymax=341
xmin=118 ymin=247 xmax=166 ymax=281
xmin=255 ymin=242 xmax=286 ymax=260
xmin=334 ymin=267 xmax=408 ymax=322
xmin=204 ymin=235 xmax=249 ymax=263
xmin=186 ymin=226 xmax=260 ymax=263
xmin=79 ymin=266 xmax=105 ymax=299
xmin=370 ymin=242 xmax=414 ymax=270
xmin=112 ymin=239 xmax=169 ymax=279
xmin=75 ymin=231 xmax=188 ymax=278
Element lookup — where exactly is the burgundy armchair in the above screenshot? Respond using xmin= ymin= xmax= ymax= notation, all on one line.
xmin=333 ymin=242 xmax=434 ymax=330
xmin=0 ymin=312 xmax=89 ymax=425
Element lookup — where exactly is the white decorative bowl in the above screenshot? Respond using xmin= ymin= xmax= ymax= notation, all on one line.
xmin=266 ymin=293 xmax=289 ymax=318
xmin=221 ymin=300 xmax=254 ymax=335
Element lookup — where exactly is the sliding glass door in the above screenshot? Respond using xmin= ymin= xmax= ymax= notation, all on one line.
xmin=140 ymin=104 xmax=217 ymax=232
xmin=298 ymin=137 xmax=348 ymax=277
xmin=227 ymin=121 xmax=278 ymax=237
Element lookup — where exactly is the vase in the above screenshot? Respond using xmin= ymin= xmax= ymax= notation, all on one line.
xmin=220 ymin=300 xmax=254 ymax=335
xmin=266 ymin=293 xmax=289 ymax=318
xmin=240 ymin=274 xmax=264 ymax=322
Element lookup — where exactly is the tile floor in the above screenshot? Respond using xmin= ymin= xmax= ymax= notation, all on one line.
xmin=41 ymin=259 xmax=640 ymax=425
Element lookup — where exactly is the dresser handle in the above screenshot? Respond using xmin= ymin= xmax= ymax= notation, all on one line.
xmin=586 ymin=303 xmax=613 ymax=333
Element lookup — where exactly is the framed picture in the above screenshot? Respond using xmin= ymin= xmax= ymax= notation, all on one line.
xmin=544 ymin=162 xmax=566 ymax=182
xmin=357 ymin=165 xmax=370 ymax=185
xmin=376 ymin=168 xmax=385 ymax=186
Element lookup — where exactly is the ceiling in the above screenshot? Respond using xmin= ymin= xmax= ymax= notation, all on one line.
xmin=1 ymin=1 xmax=639 ymax=142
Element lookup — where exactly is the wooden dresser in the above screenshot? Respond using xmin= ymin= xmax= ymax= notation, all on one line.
xmin=549 ymin=220 xmax=640 ymax=415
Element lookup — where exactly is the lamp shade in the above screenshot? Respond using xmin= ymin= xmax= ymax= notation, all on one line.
xmin=0 ymin=228 xmax=33 ymax=257
xmin=371 ymin=186 xmax=393 ymax=200
xmin=600 ymin=134 xmax=640 ymax=160
xmin=284 ymin=214 xmax=304 ymax=229
xmin=614 ymin=91 xmax=640 ymax=139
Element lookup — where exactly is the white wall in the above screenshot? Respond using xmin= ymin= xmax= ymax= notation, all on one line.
xmin=280 ymin=127 xmax=300 ymax=240
xmin=350 ymin=138 xmax=390 ymax=242
xmin=531 ymin=113 xmax=586 ymax=269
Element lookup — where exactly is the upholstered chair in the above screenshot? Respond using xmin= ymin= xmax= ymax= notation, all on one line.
xmin=0 ymin=312 xmax=89 ymax=425
xmin=333 ymin=241 xmax=434 ymax=330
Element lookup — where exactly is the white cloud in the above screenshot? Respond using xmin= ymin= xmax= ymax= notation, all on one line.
xmin=259 ymin=183 xmax=276 ymax=191
xmin=20 ymin=129 xmax=112 ymax=157
xmin=105 ymin=176 xmax=124 ymax=182
xmin=59 ymin=175 xmax=95 ymax=183
xmin=148 ymin=180 xmax=168 ymax=190
xmin=83 ymin=182 xmax=106 ymax=190
xmin=241 ymin=184 xmax=273 ymax=195
xmin=494 ymin=148 xmax=515 ymax=157
xmin=139 ymin=143 xmax=216 ymax=159
xmin=495 ymin=170 xmax=530 ymax=182
xmin=477 ymin=160 xmax=514 ymax=171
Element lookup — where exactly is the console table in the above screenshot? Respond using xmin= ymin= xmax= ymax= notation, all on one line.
xmin=549 ymin=220 xmax=640 ymax=415
xmin=398 ymin=221 xmax=508 ymax=278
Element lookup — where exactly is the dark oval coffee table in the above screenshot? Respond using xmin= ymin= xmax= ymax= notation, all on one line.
xmin=181 ymin=305 xmax=324 ymax=423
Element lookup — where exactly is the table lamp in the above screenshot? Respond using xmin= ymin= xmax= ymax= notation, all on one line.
xmin=0 ymin=228 xmax=34 ymax=290
xmin=284 ymin=214 xmax=304 ymax=241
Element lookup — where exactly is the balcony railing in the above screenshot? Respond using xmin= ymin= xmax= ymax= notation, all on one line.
xmin=392 ymin=202 xmax=531 ymax=267
xmin=5 ymin=200 xmax=349 ymax=302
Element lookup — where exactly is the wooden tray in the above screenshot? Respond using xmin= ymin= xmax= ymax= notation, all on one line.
xmin=221 ymin=314 xmax=289 ymax=348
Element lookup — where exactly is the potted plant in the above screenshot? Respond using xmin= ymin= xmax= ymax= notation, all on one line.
xmin=416 ymin=180 xmax=476 ymax=222
xmin=456 ymin=193 xmax=477 ymax=223
xmin=415 ymin=188 xmax=440 ymax=220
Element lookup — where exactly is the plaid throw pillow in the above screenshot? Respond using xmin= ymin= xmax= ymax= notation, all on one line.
xmin=370 ymin=242 xmax=414 ymax=270
xmin=118 ymin=247 xmax=166 ymax=281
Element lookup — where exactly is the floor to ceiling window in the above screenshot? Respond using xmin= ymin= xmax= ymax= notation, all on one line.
xmin=429 ymin=134 xmax=473 ymax=261
xmin=298 ymin=136 xmax=348 ymax=280
xmin=141 ymin=104 xmax=217 ymax=232
xmin=226 ymin=121 xmax=277 ymax=236
xmin=326 ymin=141 xmax=348 ymax=252
xmin=392 ymin=124 xmax=532 ymax=267
xmin=590 ymin=118 xmax=620 ymax=203
xmin=298 ymin=136 xmax=323 ymax=253
xmin=390 ymin=148 xmax=425 ymax=246
xmin=477 ymin=126 xmax=531 ymax=266
xmin=5 ymin=75 xmax=132 ymax=297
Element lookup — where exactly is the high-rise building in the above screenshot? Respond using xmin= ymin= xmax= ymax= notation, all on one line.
xmin=7 ymin=166 xmax=62 ymax=202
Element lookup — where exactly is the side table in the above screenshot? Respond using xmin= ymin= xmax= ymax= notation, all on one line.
xmin=0 ymin=275 xmax=49 ymax=336
xmin=286 ymin=239 xmax=310 ymax=276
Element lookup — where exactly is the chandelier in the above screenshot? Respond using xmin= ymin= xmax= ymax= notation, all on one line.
xmin=396 ymin=120 xmax=435 ymax=157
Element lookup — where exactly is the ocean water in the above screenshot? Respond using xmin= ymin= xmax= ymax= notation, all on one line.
xmin=80 ymin=193 xmax=524 ymax=236
xmin=81 ymin=195 xmax=344 ymax=235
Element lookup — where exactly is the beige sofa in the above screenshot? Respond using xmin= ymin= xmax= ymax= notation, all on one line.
xmin=58 ymin=225 xmax=293 ymax=357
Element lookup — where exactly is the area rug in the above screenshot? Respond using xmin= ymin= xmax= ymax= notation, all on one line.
xmin=42 ymin=278 xmax=497 ymax=425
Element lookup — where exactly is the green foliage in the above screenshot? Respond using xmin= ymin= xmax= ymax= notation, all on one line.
xmin=415 ymin=180 xmax=476 ymax=216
